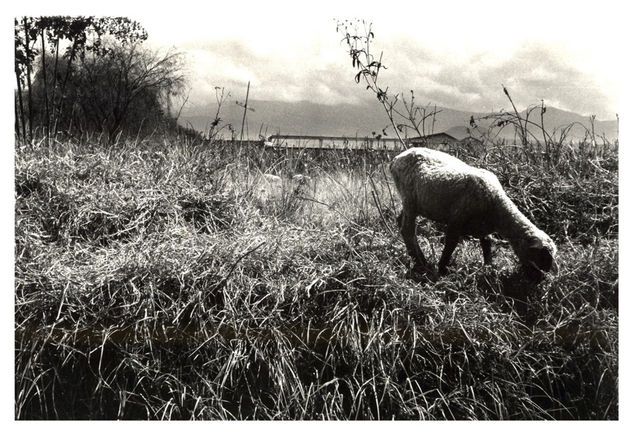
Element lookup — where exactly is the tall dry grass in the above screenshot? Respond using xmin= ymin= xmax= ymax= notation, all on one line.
xmin=15 ymin=135 xmax=617 ymax=419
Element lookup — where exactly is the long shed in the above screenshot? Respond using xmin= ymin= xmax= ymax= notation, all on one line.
xmin=268 ymin=134 xmax=402 ymax=150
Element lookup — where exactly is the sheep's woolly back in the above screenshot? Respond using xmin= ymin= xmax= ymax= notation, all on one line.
xmin=391 ymin=148 xmax=501 ymax=233
xmin=389 ymin=148 xmax=554 ymax=255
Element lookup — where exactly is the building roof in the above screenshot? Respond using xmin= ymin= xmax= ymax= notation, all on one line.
xmin=269 ymin=134 xmax=400 ymax=141
xmin=408 ymin=132 xmax=459 ymax=142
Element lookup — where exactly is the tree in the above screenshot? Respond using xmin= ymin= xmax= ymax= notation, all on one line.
xmin=14 ymin=17 xmax=38 ymax=141
xmin=67 ymin=42 xmax=185 ymax=140
xmin=14 ymin=16 xmax=150 ymax=141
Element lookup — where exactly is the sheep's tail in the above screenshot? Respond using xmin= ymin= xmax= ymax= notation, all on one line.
xmin=389 ymin=151 xmax=410 ymax=200
xmin=388 ymin=159 xmax=402 ymax=198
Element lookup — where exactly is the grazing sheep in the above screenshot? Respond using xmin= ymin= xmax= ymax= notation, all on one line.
xmin=390 ymin=147 xmax=557 ymax=278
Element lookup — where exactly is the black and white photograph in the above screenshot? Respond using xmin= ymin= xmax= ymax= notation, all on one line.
xmin=7 ymin=0 xmax=626 ymax=423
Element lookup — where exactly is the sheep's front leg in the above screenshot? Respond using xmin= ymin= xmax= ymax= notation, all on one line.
xmin=480 ymin=236 xmax=492 ymax=265
xmin=438 ymin=232 xmax=460 ymax=275
xmin=398 ymin=210 xmax=426 ymax=268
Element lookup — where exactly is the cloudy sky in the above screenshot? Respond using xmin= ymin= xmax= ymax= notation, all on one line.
xmin=13 ymin=0 xmax=626 ymax=119
xmin=132 ymin=0 xmax=623 ymax=120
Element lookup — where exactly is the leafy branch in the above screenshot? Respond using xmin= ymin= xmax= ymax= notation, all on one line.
xmin=336 ymin=19 xmax=440 ymax=149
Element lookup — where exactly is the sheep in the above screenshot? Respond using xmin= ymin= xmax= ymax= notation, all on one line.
xmin=389 ymin=147 xmax=557 ymax=279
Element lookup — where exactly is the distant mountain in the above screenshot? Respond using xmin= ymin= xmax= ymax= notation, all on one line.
xmin=179 ymin=99 xmax=618 ymax=143
xmin=444 ymin=125 xmax=475 ymax=140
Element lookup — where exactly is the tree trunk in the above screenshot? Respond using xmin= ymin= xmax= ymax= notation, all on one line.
xmin=15 ymin=91 xmax=21 ymax=140
xmin=15 ymin=72 xmax=26 ymax=141
xmin=41 ymin=28 xmax=50 ymax=141
xmin=56 ymin=40 xmax=78 ymax=132
xmin=51 ymin=37 xmax=60 ymax=134
xmin=23 ymin=18 xmax=33 ymax=140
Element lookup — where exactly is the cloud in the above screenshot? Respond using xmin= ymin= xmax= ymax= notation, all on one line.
xmin=480 ymin=43 xmax=614 ymax=117
xmin=359 ymin=39 xmax=617 ymax=119
xmin=177 ymin=24 xmax=618 ymax=120
xmin=181 ymin=38 xmax=366 ymax=106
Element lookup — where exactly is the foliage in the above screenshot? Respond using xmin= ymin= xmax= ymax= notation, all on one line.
xmin=13 ymin=16 xmax=183 ymax=142
xmin=14 ymin=16 xmax=148 ymax=78
xmin=336 ymin=20 xmax=442 ymax=147
xmin=62 ymin=43 xmax=184 ymax=138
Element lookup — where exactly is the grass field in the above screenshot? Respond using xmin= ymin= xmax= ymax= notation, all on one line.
xmin=15 ymin=135 xmax=618 ymax=419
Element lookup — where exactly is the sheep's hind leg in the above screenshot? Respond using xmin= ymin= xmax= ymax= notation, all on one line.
xmin=438 ymin=231 xmax=460 ymax=275
xmin=399 ymin=210 xmax=427 ymax=269
xmin=480 ymin=236 xmax=492 ymax=265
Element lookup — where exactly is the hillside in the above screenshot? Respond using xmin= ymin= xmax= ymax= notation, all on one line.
xmin=179 ymin=99 xmax=618 ymax=143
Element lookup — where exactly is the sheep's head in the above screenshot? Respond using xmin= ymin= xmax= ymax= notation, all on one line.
xmin=513 ymin=231 xmax=558 ymax=280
